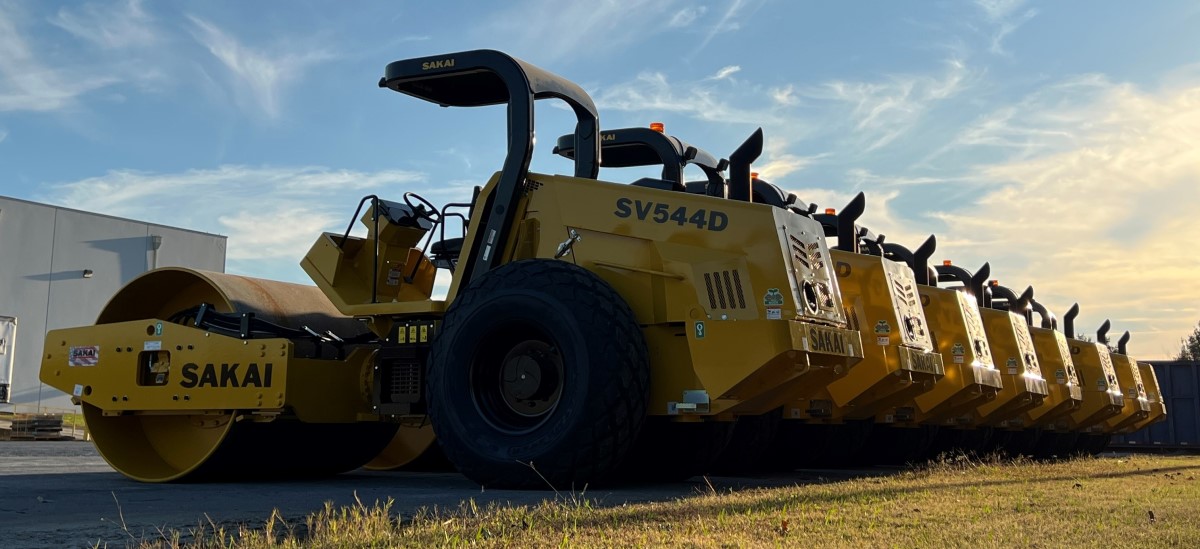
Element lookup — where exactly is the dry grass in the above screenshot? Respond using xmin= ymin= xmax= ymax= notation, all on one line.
xmin=129 ymin=454 xmax=1200 ymax=548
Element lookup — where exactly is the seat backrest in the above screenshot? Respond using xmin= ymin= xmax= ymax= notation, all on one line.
xmin=751 ymin=179 xmax=789 ymax=208
xmin=631 ymin=177 xmax=685 ymax=192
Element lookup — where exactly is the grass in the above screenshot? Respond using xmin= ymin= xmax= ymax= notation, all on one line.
xmin=129 ymin=454 xmax=1200 ymax=548
xmin=61 ymin=412 xmax=87 ymax=429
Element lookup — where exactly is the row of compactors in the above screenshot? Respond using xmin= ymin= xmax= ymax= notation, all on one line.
xmin=39 ymin=50 xmax=1165 ymax=488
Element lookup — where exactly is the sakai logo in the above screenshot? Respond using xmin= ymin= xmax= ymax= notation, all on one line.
xmin=180 ymin=363 xmax=273 ymax=388
xmin=808 ymin=328 xmax=846 ymax=354
xmin=907 ymin=351 xmax=941 ymax=374
xmin=421 ymin=58 xmax=455 ymax=70
xmin=68 ymin=345 xmax=100 ymax=367
xmin=601 ymin=133 xmax=617 ymax=141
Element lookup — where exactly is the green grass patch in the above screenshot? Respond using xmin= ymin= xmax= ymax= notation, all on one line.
xmin=61 ymin=412 xmax=86 ymax=429
xmin=132 ymin=454 xmax=1200 ymax=548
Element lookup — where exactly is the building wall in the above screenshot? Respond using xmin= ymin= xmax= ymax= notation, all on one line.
xmin=0 ymin=196 xmax=226 ymax=410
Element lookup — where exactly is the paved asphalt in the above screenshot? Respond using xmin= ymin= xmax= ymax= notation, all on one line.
xmin=0 ymin=441 xmax=854 ymax=549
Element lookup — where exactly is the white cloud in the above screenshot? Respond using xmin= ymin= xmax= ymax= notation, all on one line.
xmin=756 ymin=138 xmax=827 ymax=180
xmin=49 ymin=0 xmax=158 ymax=50
xmin=770 ymin=84 xmax=799 ymax=107
xmin=807 ymin=58 xmax=973 ymax=152
xmin=0 ymin=129 xmax=7 ymax=143
xmin=761 ymin=70 xmax=1200 ymax=358
xmin=974 ymin=0 xmax=1026 ymax=22
xmin=987 ymin=9 xmax=1037 ymax=56
xmin=927 ymin=74 xmax=1112 ymax=162
xmin=922 ymin=80 xmax=1200 ymax=358
xmin=594 ymin=71 xmax=767 ymax=124
xmin=0 ymin=4 xmax=119 ymax=112
xmin=476 ymin=0 xmax=677 ymax=62
xmin=973 ymin=0 xmax=1037 ymax=56
xmin=755 ymin=152 xmax=825 ymax=181
xmin=693 ymin=0 xmax=757 ymax=56
xmin=43 ymin=165 xmax=434 ymax=282
xmin=188 ymin=16 xmax=334 ymax=119
xmin=477 ymin=0 xmax=756 ymax=61
xmin=708 ymin=65 xmax=741 ymax=81
xmin=436 ymin=148 xmax=474 ymax=172
xmin=845 ymin=167 xmax=955 ymax=188
xmin=669 ymin=6 xmax=706 ymax=28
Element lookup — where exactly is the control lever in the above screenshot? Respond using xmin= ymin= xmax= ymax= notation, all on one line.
xmin=555 ymin=228 xmax=582 ymax=259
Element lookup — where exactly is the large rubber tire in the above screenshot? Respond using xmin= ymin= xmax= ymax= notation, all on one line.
xmin=426 ymin=259 xmax=650 ymax=489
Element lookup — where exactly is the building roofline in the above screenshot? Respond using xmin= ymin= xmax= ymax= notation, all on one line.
xmin=0 ymin=195 xmax=228 ymax=240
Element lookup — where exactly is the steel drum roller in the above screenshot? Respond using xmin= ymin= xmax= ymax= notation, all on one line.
xmin=83 ymin=267 xmax=401 ymax=482
xmin=363 ymin=424 xmax=454 ymax=471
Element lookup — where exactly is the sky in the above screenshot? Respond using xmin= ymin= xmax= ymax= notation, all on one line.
xmin=2 ymin=0 xmax=1199 ymax=359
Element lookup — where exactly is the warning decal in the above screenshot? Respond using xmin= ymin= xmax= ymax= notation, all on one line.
xmin=763 ymin=288 xmax=785 ymax=320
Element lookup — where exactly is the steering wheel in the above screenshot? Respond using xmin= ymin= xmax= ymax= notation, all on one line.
xmin=403 ymin=192 xmax=440 ymax=223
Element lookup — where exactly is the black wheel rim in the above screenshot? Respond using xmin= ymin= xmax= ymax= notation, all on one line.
xmin=469 ymin=323 xmax=565 ymax=435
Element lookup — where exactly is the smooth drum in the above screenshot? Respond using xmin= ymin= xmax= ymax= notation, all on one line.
xmin=363 ymin=424 xmax=446 ymax=471
xmin=83 ymin=268 xmax=400 ymax=482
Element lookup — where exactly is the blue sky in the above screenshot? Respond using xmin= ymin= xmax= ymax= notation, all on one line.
xmin=2 ymin=0 xmax=1198 ymax=358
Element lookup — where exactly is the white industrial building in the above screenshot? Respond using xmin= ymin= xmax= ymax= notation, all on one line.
xmin=0 ymin=196 xmax=226 ymax=411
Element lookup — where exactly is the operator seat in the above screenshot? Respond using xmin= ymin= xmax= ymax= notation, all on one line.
xmin=750 ymin=179 xmax=795 ymax=209
xmin=427 ymin=186 xmax=481 ymax=271
xmin=631 ymin=177 xmax=686 ymax=192
xmin=430 ymin=238 xmax=463 ymax=270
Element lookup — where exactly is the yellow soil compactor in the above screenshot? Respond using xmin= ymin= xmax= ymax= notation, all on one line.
xmin=39 ymin=49 xmax=1162 ymax=486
